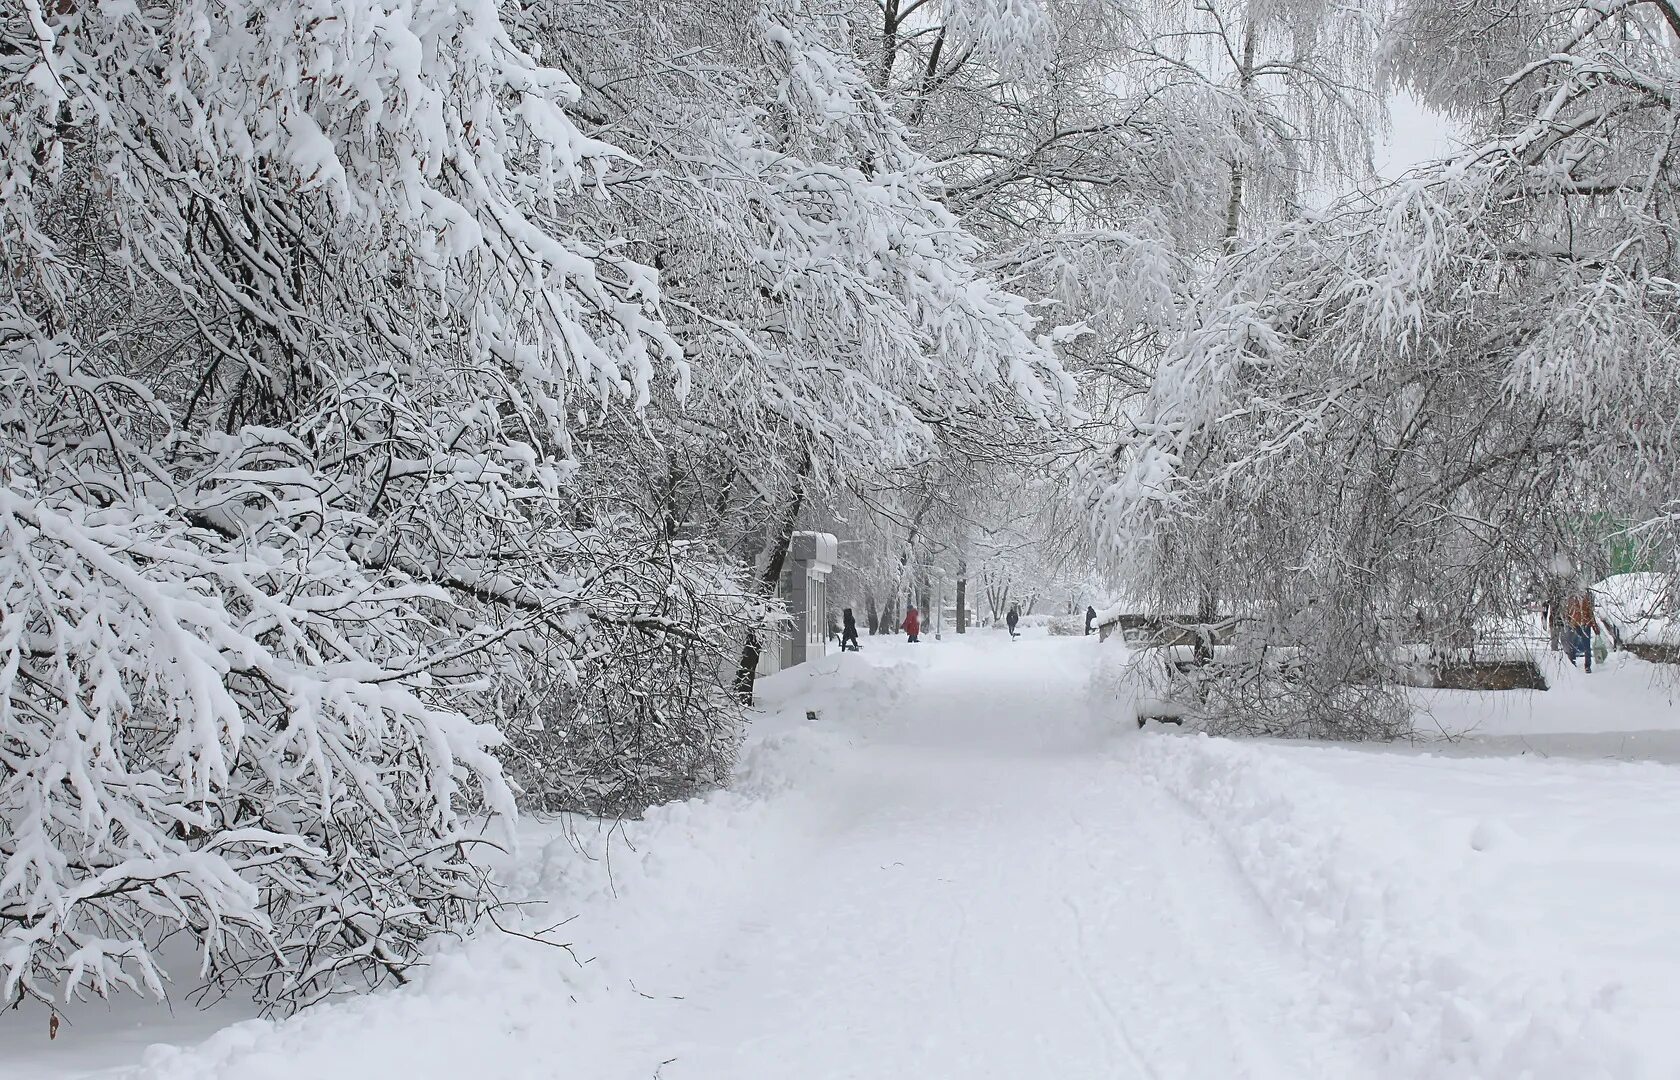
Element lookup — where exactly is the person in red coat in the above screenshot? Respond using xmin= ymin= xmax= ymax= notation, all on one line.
xmin=901 ymin=606 xmax=920 ymax=643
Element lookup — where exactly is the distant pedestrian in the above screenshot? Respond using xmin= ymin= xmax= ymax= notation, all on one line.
xmin=1006 ymin=604 xmax=1020 ymax=639
xmin=841 ymin=608 xmax=860 ymax=652
xmin=1084 ymin=606 xmax=1097 ymax=636
xmin=1563 ymin=588 xmax=1601 ymax=673
xmin=902 ymin=606 xmax=921 ymax=644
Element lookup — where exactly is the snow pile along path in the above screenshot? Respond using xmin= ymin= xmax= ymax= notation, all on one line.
xmin=1131 ymin=734 xmax=1633 ymax=1079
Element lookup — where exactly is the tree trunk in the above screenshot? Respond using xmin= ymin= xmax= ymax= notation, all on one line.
xmin=1222 ymin=160 xmax=1246 ymax=252
xmin=875 ymin=0 xmax=901 ymax=91
xmin=733 ymin=456 xmax=811 ymax=704
xmin=955 ymin=564 xmax=967 ymax=634
xmin=1194 ymin=586 xmax=1218 ymax=667
xmin=988 ymin=582 xmax=1008 ymax=623
xmin=1222 ymin=22 xmax=1259 ymax=252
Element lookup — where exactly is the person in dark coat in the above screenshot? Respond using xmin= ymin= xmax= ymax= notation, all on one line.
xmin=1084 ymin=606 xmax=1098 ymax=636
xmin=902 ymin=606 xmax=921 ymax=643
xmin=840 ymin=608 xmax=861 ymax=652
xmin=1006 ymin=604 xmax=1020 ymax=639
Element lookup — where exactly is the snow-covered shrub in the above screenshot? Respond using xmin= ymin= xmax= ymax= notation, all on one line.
xmin=1165 ymin=659 xmax=1413 ymax=741
xmin=500 ymin=514 xmax=756 ymax=816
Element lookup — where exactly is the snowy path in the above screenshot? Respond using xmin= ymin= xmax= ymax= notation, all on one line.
xmin=14 ymin=633 xmax=1671 ymax=1080
xmin=587 ymin=638 xmax=1375 ymax=1079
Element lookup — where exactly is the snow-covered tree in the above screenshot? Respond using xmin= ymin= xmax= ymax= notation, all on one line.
xmin=1093 ymin=0 xmax=1680 ymax=737
xmin=1134 ymin=0 xmax=1385 ymax=245
xmin=538 ymin=0 xmax=1079 ymax=700
xmin=0 ymin=0 xmax=731 ymax=1009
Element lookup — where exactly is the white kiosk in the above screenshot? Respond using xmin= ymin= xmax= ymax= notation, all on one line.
xmin=758 ymin=531 xmax=837 ymax=676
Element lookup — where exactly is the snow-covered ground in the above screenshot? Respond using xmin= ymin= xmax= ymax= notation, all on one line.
xmin=7 ymin=632 xmax=1679 ymax=1079
xmin=1412 ymin=647 xmax=1680 ymax=761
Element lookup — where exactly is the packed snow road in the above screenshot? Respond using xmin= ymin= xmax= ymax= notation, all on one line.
xmin=595 ymin=636 xmax=1377 ymax=1080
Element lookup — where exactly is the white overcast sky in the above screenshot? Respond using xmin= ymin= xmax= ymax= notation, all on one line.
xmin=1375 ymin=91 xmax=1464 ymax=177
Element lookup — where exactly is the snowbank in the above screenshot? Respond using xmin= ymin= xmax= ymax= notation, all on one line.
xmin=101 ymin=778 xmax=805 ymax=1080
xmin=752 ymin=649 xmax=920 ymax=732
xmin=1283 ymin=745 xmax=1680 ymax=1076
xmin=1416 ymin=649 xmax=1680 ymax=751
xmin=1130 ymin=732 xmax=1642 ymax=1079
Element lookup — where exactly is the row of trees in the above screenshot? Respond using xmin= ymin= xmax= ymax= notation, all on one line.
xmin=0 ymin=0 xmax=1099 ymax=1012
xmin=801 ymin=0 xmax=1394 ymax=643
xmin=815 ymin=460 xmax=1105 ymax=636
xmin=6 ymin=0 xmax=1556 ymax=1014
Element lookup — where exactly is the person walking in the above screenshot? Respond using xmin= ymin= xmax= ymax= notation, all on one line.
xmin=901 ymin=606 xmax=921 ymax=644
xmin=840 ymin=608 xmax=861 ymax=652
xmin=1006 ymin=604 xmax=1020 ymax=640
xmin=1563 ymin=588 xmax=1601 ymax=673
xmin=1084 ymin=605 xmax=1098 ymax=636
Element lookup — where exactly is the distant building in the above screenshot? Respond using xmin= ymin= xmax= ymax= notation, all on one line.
xmin=757 ymin=531 xmax=838 ymax=676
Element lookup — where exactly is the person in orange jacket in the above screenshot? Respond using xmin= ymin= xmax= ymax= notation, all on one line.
xmin=1563 ymin=589 xmax=1601 ymax=673
xmin=901 ymin=606 xmax=920 ymax=643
